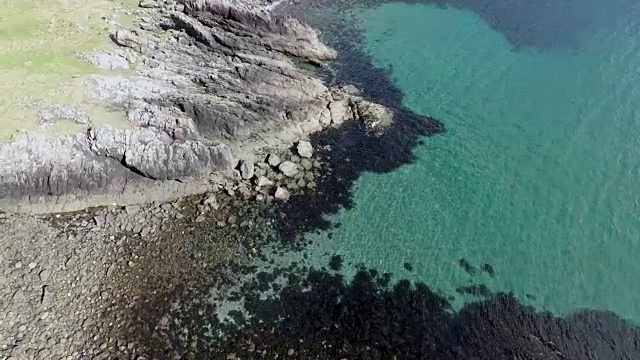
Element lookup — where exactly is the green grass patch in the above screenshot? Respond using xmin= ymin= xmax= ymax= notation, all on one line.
xmin=0 ymin=0 xmax=140 ymax=141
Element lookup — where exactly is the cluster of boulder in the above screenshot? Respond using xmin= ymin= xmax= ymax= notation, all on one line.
xmin=203 ymin=139 xmax=321 ymax=213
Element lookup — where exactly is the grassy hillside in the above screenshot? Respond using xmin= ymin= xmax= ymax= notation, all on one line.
xmin=0 ymin=0 xmax=138 ymax=141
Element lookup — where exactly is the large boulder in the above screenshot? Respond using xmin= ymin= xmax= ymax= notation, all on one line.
xmin=278 ymin=161 xmax=299 ymax=177
xmin=239 ymin=159 xmax=255 ymax=180
xmin=296 ymin=140 xmax=313 ymax=158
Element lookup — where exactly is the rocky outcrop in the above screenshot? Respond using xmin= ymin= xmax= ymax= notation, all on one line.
xmin=0 ymin=0 xmax=394 ymax=213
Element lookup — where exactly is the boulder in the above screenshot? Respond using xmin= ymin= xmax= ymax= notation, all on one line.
xmin=239 ymin=159 xmax=255 ymax=180
xmin=328 ymin=100 xmax=351 ymax=126
xmin=267 ymin=153 xmax=281 ymax=167
xmin=278 ymin=161 xmax=299 ymax=177
xmin=274 ymin=187 xmax=290 ymax=201
xmin=354 ymin=100 xmax=394 ymax=131
xmin=296 ymin=140 xmax=313 ymax=158
xmin=256 ymin=176 xmax=274 ymax=187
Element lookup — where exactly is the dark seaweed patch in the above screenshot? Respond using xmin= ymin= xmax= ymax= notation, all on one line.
xmin=458 ymin=258 xmax=477 ymax=275
xmin=456 ymin=284 xmax=493 ymax=297
xmin=329 ymin=254 xmax=344 ymax=271
xmin=282 ymin=0 xmax=640 ymax=51
xmin=137 ymin=260 xmax=640 ymax=359
xmin=480 ymin=263 xmax=495 ymax=277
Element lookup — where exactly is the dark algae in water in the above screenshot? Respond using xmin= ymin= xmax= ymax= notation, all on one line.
xmin=135 ymin=259 xmax=640 ymax=359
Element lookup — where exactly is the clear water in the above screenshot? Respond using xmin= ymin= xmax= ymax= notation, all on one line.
xmin=309 ymin=2 xmax=640 ymax=323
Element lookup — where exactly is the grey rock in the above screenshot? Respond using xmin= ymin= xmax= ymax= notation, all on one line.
xmin=81 ymin=52 xmax=130 ymax=71
xmin=125 ymin=205 xmax=141 ymax=214
xmin=304 ymin=172 xmax=315 ymax=182
xmin=296 ymin=140 xmax=313 ymax=158
xmin=354 ymin=99 xmax=394 ymax=131
xmin=255 ymin=176 xmax=274 ymax=187
xmin=38 ymin=104 xmax=89 ymax=127
xmin=239 ymin=160 xmax=255 ymax=180
xmin=267 ymin=153 xmax=281 ymax=167
xmin=329 ymin=100 xmax=351 ymax=126
xmin=39 ymin=270 xmax=51 ymax=283
xmin=278 ymin=161 xmax=298 ymax=177
xmin=139 ymin=0 xmax=161 ymax=8
xmin=40 ymin=286 xmax=54 ymax=306
xmin=195 ymin=215 xmax=206 ymax=223
xmin=300 ymin=158 xmax=313 ymax=170
xmin=94 ymin=215 xmax=106 ymax=227
xmin=203 ymin=194 xmax=219 ymax=209
xmin=274 ymin=187 xmax=290 ymax=201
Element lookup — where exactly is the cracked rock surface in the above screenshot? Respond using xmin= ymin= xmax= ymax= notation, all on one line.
xmin=0 ymin=0 xmax=393 ymax=214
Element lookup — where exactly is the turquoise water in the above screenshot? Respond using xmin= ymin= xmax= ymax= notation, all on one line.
xmin=311 ymin=3 xmax=640 ymax=322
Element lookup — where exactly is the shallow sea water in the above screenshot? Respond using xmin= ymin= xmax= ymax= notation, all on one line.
xmin=306 ymin=1 xmax=640 ymax=323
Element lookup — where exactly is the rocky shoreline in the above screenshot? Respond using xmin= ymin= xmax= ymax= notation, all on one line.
xmin=0 ymin=0 xmax=392 ymax=214
xmin=0 ymin=0 xmax=443 ymax=358
xmin=0 ymin=1 xmax=396 ymax=358
xmin=4 ymin=1 xmax=640 ymax=360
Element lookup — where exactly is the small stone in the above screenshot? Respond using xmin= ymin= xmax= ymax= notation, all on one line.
xmin=39 ymin=269 xmax=51 ymax=281
xmin=195 ymin=215 xmax=206 ymax=223
xmin=139 ymin=0 xmax=160 ymax=8
xmin=125 ymin=205 xmax=141 ymax=215
xmin=300 ymin=158 xmax=313 ymax=170
xmin=256 ymin=176 xmax=274 ymax=187
xmin=40 ymin=312 xmax=50 ymax=320
xmin=288 ymin=349 xmax=295 ymax=356
xmin=307 ymin=181 xmax=317 ymax=189
xmin=65 ymin=256 xmax=78 ymax=268
xmin=41 ymin=286 xmax=54 ymax=306
xmin=274 ymin=187 xmax=290 ymax=201
xmin=14 ymin=261 xmax=22 ymax=269
xmin=106 ymin=264 xmax=116 ymax=277
xmin=304 ymin=172 xmax=315 ymax=182
xmin=227 ymin=215 xmax=237 ymax=224
xmin=203 ymin=194 xmax=218 ymax=207
xmin=297 ymin=140 xmax=313 ymax=158
xmin=240 ymin=159 xmax=255 ymax=180
xmin=278 ymin=161 xmax=299 ymax=177
xmin=28 ymin=262 xmax=37 ymax=269
xmin=267 ymin=153 xmax=281 ymax=167
xmin=140 ymin=227 xmax=152 ymax=237
xmin=94 ymin=215 xmax=106 ymax=227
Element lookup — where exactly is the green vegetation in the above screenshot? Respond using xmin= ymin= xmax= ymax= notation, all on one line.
xmin=0 ymin=0 xmax=138 ymax=141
